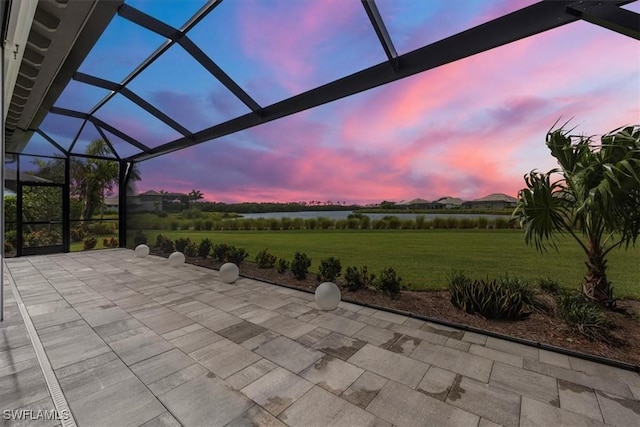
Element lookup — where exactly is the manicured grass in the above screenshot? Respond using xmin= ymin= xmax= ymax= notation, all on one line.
xmin=137 ymin=229 xmax=640 ymax=299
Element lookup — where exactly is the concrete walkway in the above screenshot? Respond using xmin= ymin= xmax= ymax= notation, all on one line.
xmin=2 ymin=249 xmax=639 ymax=427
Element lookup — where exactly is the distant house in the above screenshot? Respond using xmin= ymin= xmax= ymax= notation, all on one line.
xmin=136 ymin=190 xmax=189 ymax=212
xmin=397 ymin=198 xmax=433 ymax=209
xmin=434 ymin=196 xmax=464 ymax=209
xmin=464 ymin=193 xmax=518 ymax=210
xmin=104 ymin=196 xmax=119 ymax=213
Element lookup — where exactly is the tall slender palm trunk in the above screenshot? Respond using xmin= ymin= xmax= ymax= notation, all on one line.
xmin=582 ymin=241 xmax=614 ymax=307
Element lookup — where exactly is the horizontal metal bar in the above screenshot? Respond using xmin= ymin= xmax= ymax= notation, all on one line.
xmin=567 ymin=1 xmax=640 ymax=40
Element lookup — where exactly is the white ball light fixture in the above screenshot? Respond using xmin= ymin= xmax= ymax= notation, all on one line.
xmin=168 ymin=251 xmax=185 ymax=267
xmin=315 ymin=282 xmax=341 ymax=311
xmin=134 ymin=244 xmax=149 ymax=258
xmin=219 ymin=262 xmax=239 ymax=283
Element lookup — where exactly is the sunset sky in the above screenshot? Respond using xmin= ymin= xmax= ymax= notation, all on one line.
xmin=33 ymin=0 xmax=640 ymax=204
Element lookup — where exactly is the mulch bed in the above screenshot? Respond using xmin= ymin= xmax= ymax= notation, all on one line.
xmin=156 ymin=250 xmax=640 ymax=369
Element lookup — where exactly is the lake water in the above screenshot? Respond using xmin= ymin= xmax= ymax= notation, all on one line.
xmin=238 ymin=211 xmax=510 ymax=221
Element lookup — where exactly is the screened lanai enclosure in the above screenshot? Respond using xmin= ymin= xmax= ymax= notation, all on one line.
xmin=2 ymin=0 xmax=638 ymax=257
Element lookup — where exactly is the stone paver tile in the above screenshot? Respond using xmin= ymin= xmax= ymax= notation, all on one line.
xmin=337 ymin=301 xmax=363 ymax=312
xmin=388 ymin=323 xmax=448 ymax=345
xmin=485 ymin=336 xmax=539 ymax=360
xmin=161 ymin=323 xmax=203 ymax=341
xmin=0 ymin=344 xmax=37 ymax=369
xmin=70 ymin=376 xmax=166 ymax=427
xmin=523 ymin=359 xmax=633 ymax=398
xmin=241 ymin=330 xmax=280 ymax=350
xmin=479 ymin=418 xmax=502 ymax=427
xmin=490 ymin=362 xmax=558 ymax=405
xmin=26 ymin=299 xmax=70 ymax=316
xmin=371 ymin=310 xmax=409 ymax=324
xmin=280 ymin=385 xmax=378 ymax=427
xmin=569 ymin=356 xmax=640 ymax=387
xmin=93 ymin=318 xmax=145 ymax=340
xmin=0 ymin=365 xmax=49 ymax=410
xmin=147 ymin=364 xmax=209 ymax=396
xmin=190 ymin=338 xmax=260 ymax=379
xmin=596 ymin=390 xmax=640 ymax=426
xmin=387 ymin=335 xmax=421 ymax=356
xmin=462 ymin=331 xmax=487 ymax=345
xmin=558 ymin=379 xmax=604 ymax=422
xmin=170 ymin=300 xmax=210 ymax=315
xmin=445 ymin=337 xmax=471 ymax=352
xmin=200 ymin=312 xmax=245 ymax=332
xmin=402 ymin=317 xmax=426 ymax=329
xmin=312 ymin=332 xmax=366 ymax=360
xmin=446 ymin=375 xmax=521 ymax=427
xmin=241 ymin=367 xmax=313 ymax=416
xmin=341 ymin=371 xmax=387 ymax=409
xmin=410 ymin=340 xmax=493 ymax=383
xmin=538 ymin=349 xmax=571 ymax=369
xmin=9 ymin=396 xmax=58 ymax=427
xmin=139 ymin=412 xmax=181 ymax=427
xmin=39 ymin=325 xmax=111 ymax=370
xmin=420 ymin=323 xmax=465 ymax=340
xmin=367 ymin=380 xmax=479 ymax=427
xmin=108 ymin=328 xmax=174 ymax=366
xmin=227 ymin=405 xmax=286 ymax=427
xmin=218 ymin=321 xmax=268 ymax=344
xmin=54 ymin=351 xmax=118 ymax=379
xmin=255 ymin=336 xmax=324 ymax=374
xmin=520 ymin=396 xmax=605 ymax=427
xmin=130 ymin=348 xmax=195 ymax=385
xmin=226 ymin=358 xmax=277 ymax=390
xmin=59 ymin=359 xmax=134 ymax=402
xmin=259 ymin=315 xmax=316 ymax=340
xmin=232 ymin=305 xmax=281 ymax=324
xmin=469 ymin=344 xmax=523 ymax=367
xmin=31 ymin=308 xmax=82 ymax=329
xmin=296 ymin=327 xmax=332 ymax=347
xmin=348 ymin=344 xmax=429 ymax=388
xmin=354 ymin=314 xmax=392 ymax=329
xmin=140 ymin=311 xmax=194 ymax=335
xmin=631 ymin=384 xmax=640 ymax=400
xmin=169 ymin=328 xmax=222 ymax=354
xmin=300 ymin=355 xmax=364 ymax=395
xmin=309 ymin=312 xmax=367 ymax=336
xmin=160 ymin=374 xmax=253 ymax=426
xmin=353 ymin=325 xmax=400 ymax=348
xmin=276 ymin=302 xmax=314 ymax=318
xmin=417 ymin=366 xmax=457 ymax=401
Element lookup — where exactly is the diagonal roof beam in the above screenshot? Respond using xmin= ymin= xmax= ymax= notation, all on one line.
xmin=92 ymin=123 xmax=121 ymax=160
xmin=130 ymin=0 xmax=595 ymax=162
xmin=566 ymin=1 xmax=640 ymax=40
xmin=87 ymin=0 xmax=223 ymax=117
xmin=118 ymin=3 xmax=262 ymax=114
xmin=362 ymin=0 xmax=399 ymax=71
xmin=50 ymin=106 xmax=151 ymax=153
xmin=35 ymin=129 xmax=69 ymax=156
xmin=74 ymin=72 xmax=192 ymax=136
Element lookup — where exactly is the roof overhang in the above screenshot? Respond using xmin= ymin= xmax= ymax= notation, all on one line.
xmin=2 ymin=0 xmax=122 ymax=153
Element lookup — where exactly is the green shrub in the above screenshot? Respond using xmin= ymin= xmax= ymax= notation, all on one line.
xmin=198 ymin=238 xmax=212 ymax=258
xmin=335 ymin=219 xmax=348 ymax=229
xmin=415 ymin=215 xmax=427 ymax=229
xmin=375 ymin=267 xmax=402 ymax=299
xmin=291 ymin=218 xmax=304 ymax=230
xmin=88 ymin=222 xmax=115 ymax=235
xmin=256 ymin=248 xmax=277 ymax=268
xmin=372 ymin=219 xmax=386 ymax=229
xmin=359 ymin=215 xmax=371 ymax=229
xmin=343 ymin=265 xmax=376 ymax=292
xmin=181 ymin=208 xmax=203 ymax=219
xmin=212 ymin=243 xmax=231 ymax=261
xmin=155 ymin=234 xmax=174 ymax=253
xmin=304 ymin=218 xmax=317 ymax=230
xmin=103 ymin=237 xmax=118 ymax=248
xmin=175 ymin=237 xmax=190 ymax=253
xmin=347 ymin=218 xmax=360 ymax=229
xmin=478 ymin=216 xmax=489 ymax=229
xmin=317 ymin=256 xmax=342 ymax=282
xmin=83 ymin=237 xmax=97 ymax=250
xmin=170 ymin=221 xmax=179 ymax=230
xmin=498 ymin=274 xmax=547 ymax=313
xmin=193 ymin=220 xmax=203 ymax=230
xmin=556 ymin=292 xmax=611 ymax=341
xmin=449 ymin=274 xmax=528 ymax=319
xmin=291 ymin=252 xmax=312 ymax=280
xmin=537 ymin=278 xmax=560 ymax=294
xmin=70 ymin=226 xmax=85 ymax=242
xmin=280 ymin=218 xmax=292 ymax=230
xmin=203 ymin=220 xmax=213 ymax=230
xmin=432 ymin=217 xmax=446 ymax=229
xmin=269 ymin=219 xmax=280 ymax=230
xmin=227 ymin=247 xmax=249 ymax=265
xmin=276 ymin=258 xmax=289 ymax=274
xmin=386 ymin=216 xmax=401 ymax=229
xmin=318 ymin=217 xmax=333 ymax=229
xmin=400 ymin=219 xmax=415 ymax=229
xmin=184 ymin=240 xmax=198 ymax=257
xmin=494 ymin=217 xmax=509 ymax=229
xmin=180 ymin=221 xmax=192 ymax=231
xmin=446 ymin=217 xmax=459 ymax=229
xmin=4 ymin=230 xmax=17 ymax=248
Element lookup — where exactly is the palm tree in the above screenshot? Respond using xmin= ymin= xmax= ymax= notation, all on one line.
xmin=188 ymin=189 xmax=204 ymax=203
xmin=513 ymin=124 xmax=639 ymax=307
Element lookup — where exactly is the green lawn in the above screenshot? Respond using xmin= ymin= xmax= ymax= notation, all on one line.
xmin=138 ymin=229 xmax=640 ymax=299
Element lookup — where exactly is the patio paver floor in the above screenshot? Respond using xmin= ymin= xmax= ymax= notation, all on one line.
xmin=2 ymin=249 xmax=639 ymax=426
